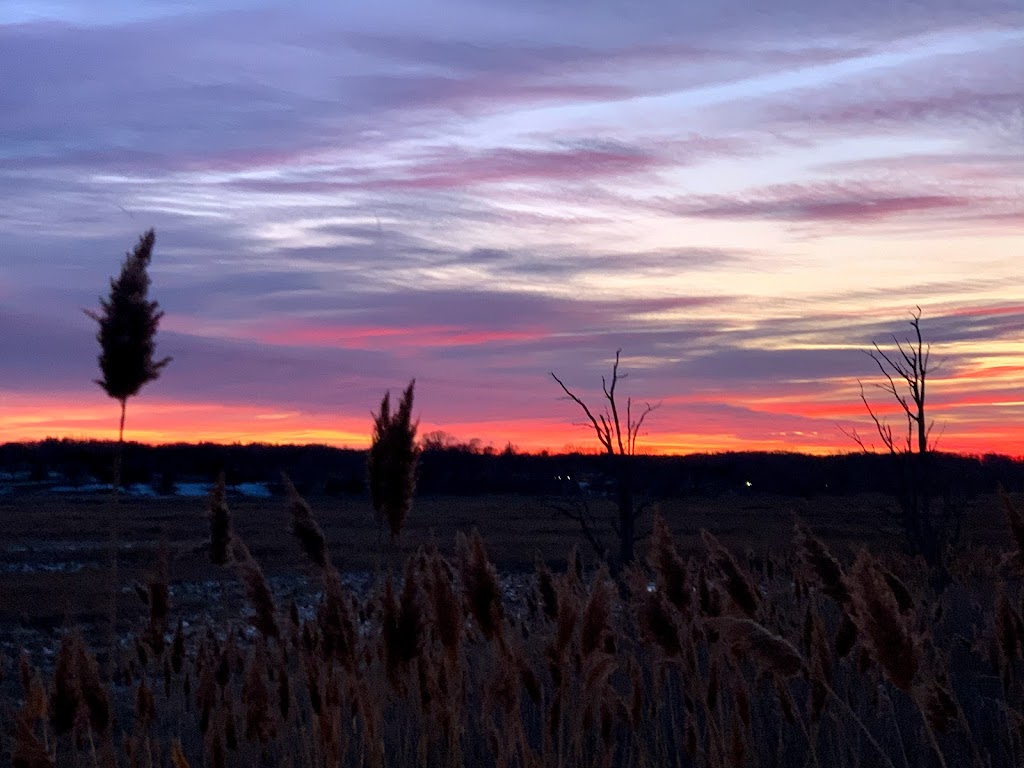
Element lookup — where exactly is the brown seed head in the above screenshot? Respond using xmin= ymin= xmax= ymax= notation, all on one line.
xmin=285 ymin=475 xmax=330 ymax=570
xmin=650 ymin=513 xmax=689 ymax=613
xmin=795 ymin=525 xmax=850 ymax=605
xmin=710 ymin=617 xmax=804 ymax=678
xmin=208 ymin=473 xmax=232 ymax=565
xmin=457 ymin=530 xmax=504 ymax=642
xmin=702 ymin=529 xmax=760 ymax=617
xmin=846 ymin=550 xmax=919 ymax=691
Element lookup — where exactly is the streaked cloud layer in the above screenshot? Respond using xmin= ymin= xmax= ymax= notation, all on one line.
xmin=1 ymin=0 xmax=1022 ymax=454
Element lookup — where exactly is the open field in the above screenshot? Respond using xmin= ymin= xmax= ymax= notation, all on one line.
xmin=3 ymin=488 xmax=1023 ymax=767
xmin=0 ymin=489 xmax=1010 ymax=635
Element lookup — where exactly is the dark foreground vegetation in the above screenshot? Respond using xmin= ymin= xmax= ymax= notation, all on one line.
xmin=2 ymin=478 xmax=1024 ymax=767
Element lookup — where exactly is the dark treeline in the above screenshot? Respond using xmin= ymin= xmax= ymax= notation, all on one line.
xmin=2 ymin=438 xmax=1024 ymax=498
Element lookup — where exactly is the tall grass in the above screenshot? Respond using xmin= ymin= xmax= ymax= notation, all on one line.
xmin=7 ymin=490 xmax=1024 ymax=767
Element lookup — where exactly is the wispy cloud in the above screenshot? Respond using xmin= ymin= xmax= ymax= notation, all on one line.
xmin=1 ymin=0 xmax=1021 ymax=454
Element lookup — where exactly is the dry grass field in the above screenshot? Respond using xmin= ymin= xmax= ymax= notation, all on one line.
xmin=3 ymin=486 xmax=1022 ymax=767
xmin=0 ymin=489 xmax=1008 ymax=633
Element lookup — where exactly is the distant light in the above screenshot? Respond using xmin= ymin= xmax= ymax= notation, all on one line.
xmin=745 ymin=481 xmax=752 ymax=487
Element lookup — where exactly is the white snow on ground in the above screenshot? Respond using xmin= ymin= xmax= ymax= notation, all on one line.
xmin=43 ymin=481 xmax=273 ymax=498
xmin=235 ymin=482 xmax=272 ymax=498
xmin=175 ymin=482 xmax=212 ymax=497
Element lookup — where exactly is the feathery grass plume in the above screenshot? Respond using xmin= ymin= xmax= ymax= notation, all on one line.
xmin=145 ymin=542 xmax=170 ymax=653
xmin=709 ymin=617 xmax=804 ymax=678
xmin=795 ymin=524 xmax=850 ymax=605
xmin=242 ymin=648 xmax=277 ymax=744
xmin=995 ymin=591 xmax=1020 ymax=688
xmin=170 ymin=739 xmax=191 ymax=768
xmin=702 ymin=529 xmax=760 ymax=616
xmin=457 ymin=529 xmax=504 ymax=642
xmin=49 ymin=634 xmax=81 ymax=736
xmin=171 ymin=619 xmax=185 ymax=674
xmin=19 ymin=652 xmax=47 ymax=722
xmin=285 ymin=474 xmax=330 ymax=569
xmin=581 ymin=566 xmax=615 ymax=658
xmin=916 ymin=673 xmax=960 ymax=735
xmin=847 ymin=550 xmax=920 ymax=691
xmin=535 ymin=555 xmax=559 ymax=621
xmin=12 ymin=713 xmax=54 ymax=768
xmin=317 ymin=578 xmax=358 ymax=670
xmin=368 ymin=379 xmax=419 ymax=538
xmin=379 ymin=571 xmax=421 ymax=691
xmin=229 ymin=538 xmax=280 ymax=640
xmin=883 ymin=568 xmax=915 ymax=615
xmin=835 ymin=612 xmax=858 ymax=658
xmin=425 ymin=546 xmax=463 ymax=665
xmin=86 ymin=229 xmax=172 ymax=412
xmin=1001 ymin=489 xmax=1024 ymax=567
xmin=636 ymin=587 xmax=682 ymax=657
xmin=135 ymin=678 xmax=156 ymax=729
xmin=277 ymin=661 xmax=291 ymax=722
xmin=208 ymin=474 xmax=232 ymax=565
xmin=650 ymin=512 xmax=689 ymax=613
xmin=205 ymin=723 xmax=226 ymax=768
xmin=281 ymin=478 xmax=357 ymax=667
xmin=729 ymin=707 xmax=748 ymax=768
xmin=73 ymin=640 xmax=110 ymax=735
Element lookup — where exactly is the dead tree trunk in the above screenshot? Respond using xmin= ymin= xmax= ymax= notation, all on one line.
xmin=842 ymin=307 xmax=957 ymax=580
xmin=550 ymin=350 xmax=657 ymax=570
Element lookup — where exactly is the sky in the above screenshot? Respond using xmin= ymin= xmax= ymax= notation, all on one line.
xmin=1 ymin=0 xmax=1022 ymax=456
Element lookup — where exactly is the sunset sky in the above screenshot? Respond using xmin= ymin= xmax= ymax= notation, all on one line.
xmin=1 ymin=0 xmax=1022 ymax=455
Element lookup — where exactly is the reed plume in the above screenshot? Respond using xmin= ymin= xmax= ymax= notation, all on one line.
xmin=229 ymin=538 xmax=280 ymax=640
xmin=285 ymin=475 xmax=330 ymax=568
xmin=847 ymin=550 xmax=919 ymax=691
xmin=425 ymin=546 xmax=463 ymax=665
xmin=795 ymin=524 xmax=850 ymax=605
xmin=650 ymin=512 xmax=689 ymax=613
xmin=702 ymin=529 xmax=760 ymax=616
xmin=86 ymin=229 xmax=172 ymax=411
xmin=144 ymin=542 xmax=170 ymax=654
xmin=457 ymin=529 xmax=504 ymax=642
xmin=709 ymin=617 xmax=804 ymax=678
xmin=49 ymin=634 xmax=81 ymax=736
xmin=208 ymin=474 xmax=232 ymax=565
xmin=170 ymin=739 xmax=191 ymax=768
xmin=368 ymin=379 xmax=419 ymax=538
xmin=1001 ymin=489 xmax=1024 ymax=566
xmin=242 ymin=648 xmax=277 ymax=744
xmin=13 ymin=713 xmax=54 ymax=768
xmin=581 ymin=566 xmax=614 ymax=658
xmin=74 ymin=640 xmax=110 ymax=735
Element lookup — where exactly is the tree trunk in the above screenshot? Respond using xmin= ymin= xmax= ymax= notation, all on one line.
xmin=617 ymin=459 xmax=635 ymax=567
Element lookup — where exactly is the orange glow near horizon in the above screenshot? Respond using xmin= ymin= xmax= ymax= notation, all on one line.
xmin=4 ymin=389 xmax=1023 ymax=458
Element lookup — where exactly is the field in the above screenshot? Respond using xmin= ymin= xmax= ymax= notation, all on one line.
xmin=0 ymin=489 xmax=1007 ymax=635
xmin=2 ymin=487 xmax=1022 ymax=767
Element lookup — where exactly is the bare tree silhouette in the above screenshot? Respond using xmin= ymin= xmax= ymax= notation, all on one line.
xmin=842 ymin=307 xmax=958 ymax=575
xmin=551 ymin=350 xmax=658 ymax=568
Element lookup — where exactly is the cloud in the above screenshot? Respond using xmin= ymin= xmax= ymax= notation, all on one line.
xmin=668 ymin=186 xmax=973 ymax=223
